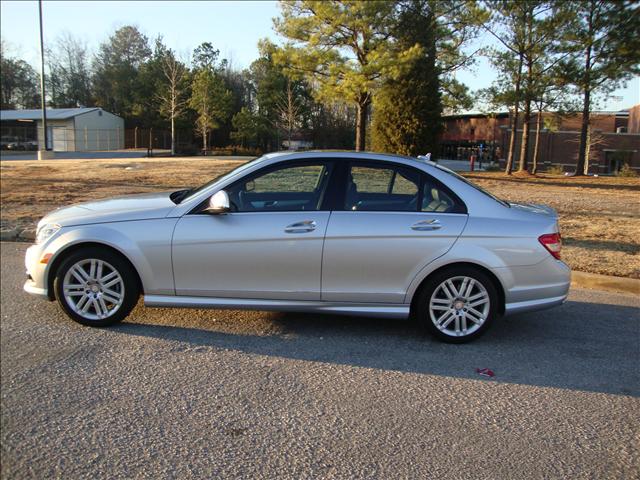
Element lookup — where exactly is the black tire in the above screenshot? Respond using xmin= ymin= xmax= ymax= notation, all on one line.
xmin=53 ymin=247 xmax=140 ymax=327
xmin=415 ymin=266 xmax=499 ymax=343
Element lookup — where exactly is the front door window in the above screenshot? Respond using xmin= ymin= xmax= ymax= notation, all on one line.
xmin=227 ymin=163 xmax=331 ymax=212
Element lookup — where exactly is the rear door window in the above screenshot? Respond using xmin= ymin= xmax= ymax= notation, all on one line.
xmin=345 ymin=163 xmax=421 ymax=211
xmin=421 ymin=176 xmax=467 ymax=214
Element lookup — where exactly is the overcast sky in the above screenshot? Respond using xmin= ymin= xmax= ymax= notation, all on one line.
xmin=2 ymin=0 xmax=638 ymax=111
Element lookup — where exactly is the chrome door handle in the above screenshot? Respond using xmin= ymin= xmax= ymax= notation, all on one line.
xmin=411 ymin=219 xmax=442 ymax=231
xmin=285 ymin=220 xmax=317 ymax=233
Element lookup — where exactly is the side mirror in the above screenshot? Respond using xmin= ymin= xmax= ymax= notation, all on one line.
xmin=204 ymin=190 xmax=230 ymax=214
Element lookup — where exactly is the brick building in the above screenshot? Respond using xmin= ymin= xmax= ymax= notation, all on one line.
xmin=439 ymin=112 xmax=510 ymax=162
xmin=440 ymin=106 xmax=640 ymax=174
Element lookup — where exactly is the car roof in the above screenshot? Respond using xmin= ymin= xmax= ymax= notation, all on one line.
xmin=262 ymin=150 xmax=430 ymax=167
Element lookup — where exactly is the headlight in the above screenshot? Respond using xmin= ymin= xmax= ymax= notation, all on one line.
xmin=36 ymin=224 xmax=61 ymax=244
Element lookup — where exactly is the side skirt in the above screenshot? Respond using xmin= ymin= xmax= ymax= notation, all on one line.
xmin=504 ymin=294 xmax=567 ymax=316
xmin=144 ymin=295 xmax=411 ymax=319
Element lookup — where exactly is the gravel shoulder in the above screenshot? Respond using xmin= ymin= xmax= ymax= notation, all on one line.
xmin=1 ymin=242 xmax=639 ymax=479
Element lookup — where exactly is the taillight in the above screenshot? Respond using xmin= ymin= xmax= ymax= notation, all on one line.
xmin=538 ymin=233 xmax=562 ymax=260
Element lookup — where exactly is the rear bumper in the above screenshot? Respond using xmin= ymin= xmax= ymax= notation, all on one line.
xmin=496 ymin=257 xmax=571 ymax=316
xmin=504 ymin=294 xmax=567 ymax=315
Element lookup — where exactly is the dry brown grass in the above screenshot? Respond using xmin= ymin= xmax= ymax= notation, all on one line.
xmin=1 ymin=157 xmax=245 ymax=234
xmin=1 ymin=158 xmax=638 ymax=278
xmin=466 ymin=172 xmax=640 ymax=279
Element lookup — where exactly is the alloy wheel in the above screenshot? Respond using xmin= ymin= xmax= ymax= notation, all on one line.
xmin=62 ymin=258 xmax=125 ymax=321
xmin=428 ymin=276 xmax=490 ymax=337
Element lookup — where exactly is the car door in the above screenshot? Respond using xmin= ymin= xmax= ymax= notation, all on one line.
xmin=321 ymin=161 xmax=468 ymax=303
xmin=172 ymin=160 xmax=334 ymax=300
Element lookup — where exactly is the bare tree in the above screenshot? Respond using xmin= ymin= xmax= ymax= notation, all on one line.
xmin=566 ymin=125 xmax=607 ymax=174
xmin=45 ymin=32 xmax=93 ymax=108
xmin=531 ymin=87 xmax=571 ymax=174
xmin=276 ymin=80 xmax=302 ymax=149
xmin=158 ymin=52 xmax=188 ymax=155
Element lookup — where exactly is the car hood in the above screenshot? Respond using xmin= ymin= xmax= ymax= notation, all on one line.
xmin=39 ymin=191 xmax=178 ymax=228
xmin=508 ymin=202 xmax=558 ymax=218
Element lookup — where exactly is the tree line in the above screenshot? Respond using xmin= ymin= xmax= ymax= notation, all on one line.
xmin=480 ymin=0 xmax=639 ymax=175
xmin=1 ymin=26 xmax=356 ymax=156
xmin=1 ymin=0 xmax=638 ymax=176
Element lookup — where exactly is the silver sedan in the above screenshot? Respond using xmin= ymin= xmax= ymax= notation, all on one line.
xmin=24 ymin=151 xmax=570 ymax=343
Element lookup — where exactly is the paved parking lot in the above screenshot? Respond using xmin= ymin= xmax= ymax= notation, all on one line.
xmin=1 ymin=242 xmax=639 ymax=479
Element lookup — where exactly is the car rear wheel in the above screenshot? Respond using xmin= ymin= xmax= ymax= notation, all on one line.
xmin=54 ymin=248 xmax=139 ymax=327
xmin=416 ymin=267 xmax=499 ymax=343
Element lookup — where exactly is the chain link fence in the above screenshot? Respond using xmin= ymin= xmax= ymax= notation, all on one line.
xmin=3 ymin=124 xmax=271 ymax=158
xmin=1 ymin=125 xmax=39 ymax=151
xmin=1 ymin=125 xmax=180 ymax=153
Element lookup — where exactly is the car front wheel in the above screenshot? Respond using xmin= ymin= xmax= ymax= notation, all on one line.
xmin=54 ymin=248 xmax=139 ymax=327
xmin=416 ymin=267 xmax=499 ymax=343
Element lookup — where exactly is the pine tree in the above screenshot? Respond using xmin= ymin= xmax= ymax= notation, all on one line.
xmin=189 ymin=69 xmax=233 ymax=154
xmin=370 ymin=0 xmax=442 ymax=156
xmin=274 ymin=0 xmax=421 ymax=151
xmin=92 ymin=26 xmax=151 ymax=121
xmin=370 ymin=0 xmax=484 ymax=156
xmin=561 ymin=0 xmax=640 ymax=175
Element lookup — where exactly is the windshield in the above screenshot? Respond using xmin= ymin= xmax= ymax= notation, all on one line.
xmin=175 ymin=156 xmax=266 ymax=204
xmin=434 ymin=164 xmax=509 ymax=207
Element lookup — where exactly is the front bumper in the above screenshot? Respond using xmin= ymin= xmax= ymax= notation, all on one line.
xmin=23 ymin=243 xmax=51 ymax=300
xmin=24 ymin=279 xmax=49 ymax=299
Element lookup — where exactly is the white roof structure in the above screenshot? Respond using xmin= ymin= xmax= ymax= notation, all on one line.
xmin=0 ymin=108 xmax=103 ymax=121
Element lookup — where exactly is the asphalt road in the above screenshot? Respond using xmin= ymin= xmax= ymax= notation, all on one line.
xmin=1 ymin=242 xmax=639 ymax=479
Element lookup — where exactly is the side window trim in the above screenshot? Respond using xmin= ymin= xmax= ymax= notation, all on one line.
xmin=320 ymin=161 xmax=348 ymax=211
xmin=387 ymin=170 xmax=397 ymax=194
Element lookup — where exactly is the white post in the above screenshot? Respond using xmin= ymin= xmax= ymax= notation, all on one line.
xmin=84 ymin=127 xmax=88 ymax=150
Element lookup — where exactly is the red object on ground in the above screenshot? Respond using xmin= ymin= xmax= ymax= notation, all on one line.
xmin=469 ymin=155 xmax=476 ymax=172
xmin=476 ymin=368 xmax=495 ymax=377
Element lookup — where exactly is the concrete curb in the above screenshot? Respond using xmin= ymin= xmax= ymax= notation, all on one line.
xmin=0 ymin=228 xmax=35 ymax=242
xmin=571 ymin=271 xmax=640 ymax=295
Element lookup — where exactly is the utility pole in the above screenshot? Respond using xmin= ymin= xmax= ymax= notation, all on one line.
xmin=37 ymin=0 xmax=52 ymax=159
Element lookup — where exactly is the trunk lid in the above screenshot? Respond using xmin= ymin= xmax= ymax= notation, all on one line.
xmin=508 ymin=202 xmax=558 ymax=218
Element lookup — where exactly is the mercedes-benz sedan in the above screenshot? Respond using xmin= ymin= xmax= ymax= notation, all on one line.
xmin=24 ymin=151 xmax=570 ymax=342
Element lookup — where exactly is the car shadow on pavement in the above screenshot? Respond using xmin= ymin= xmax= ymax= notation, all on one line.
xmin=114 ymin=299 xmax=640 ymax=397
